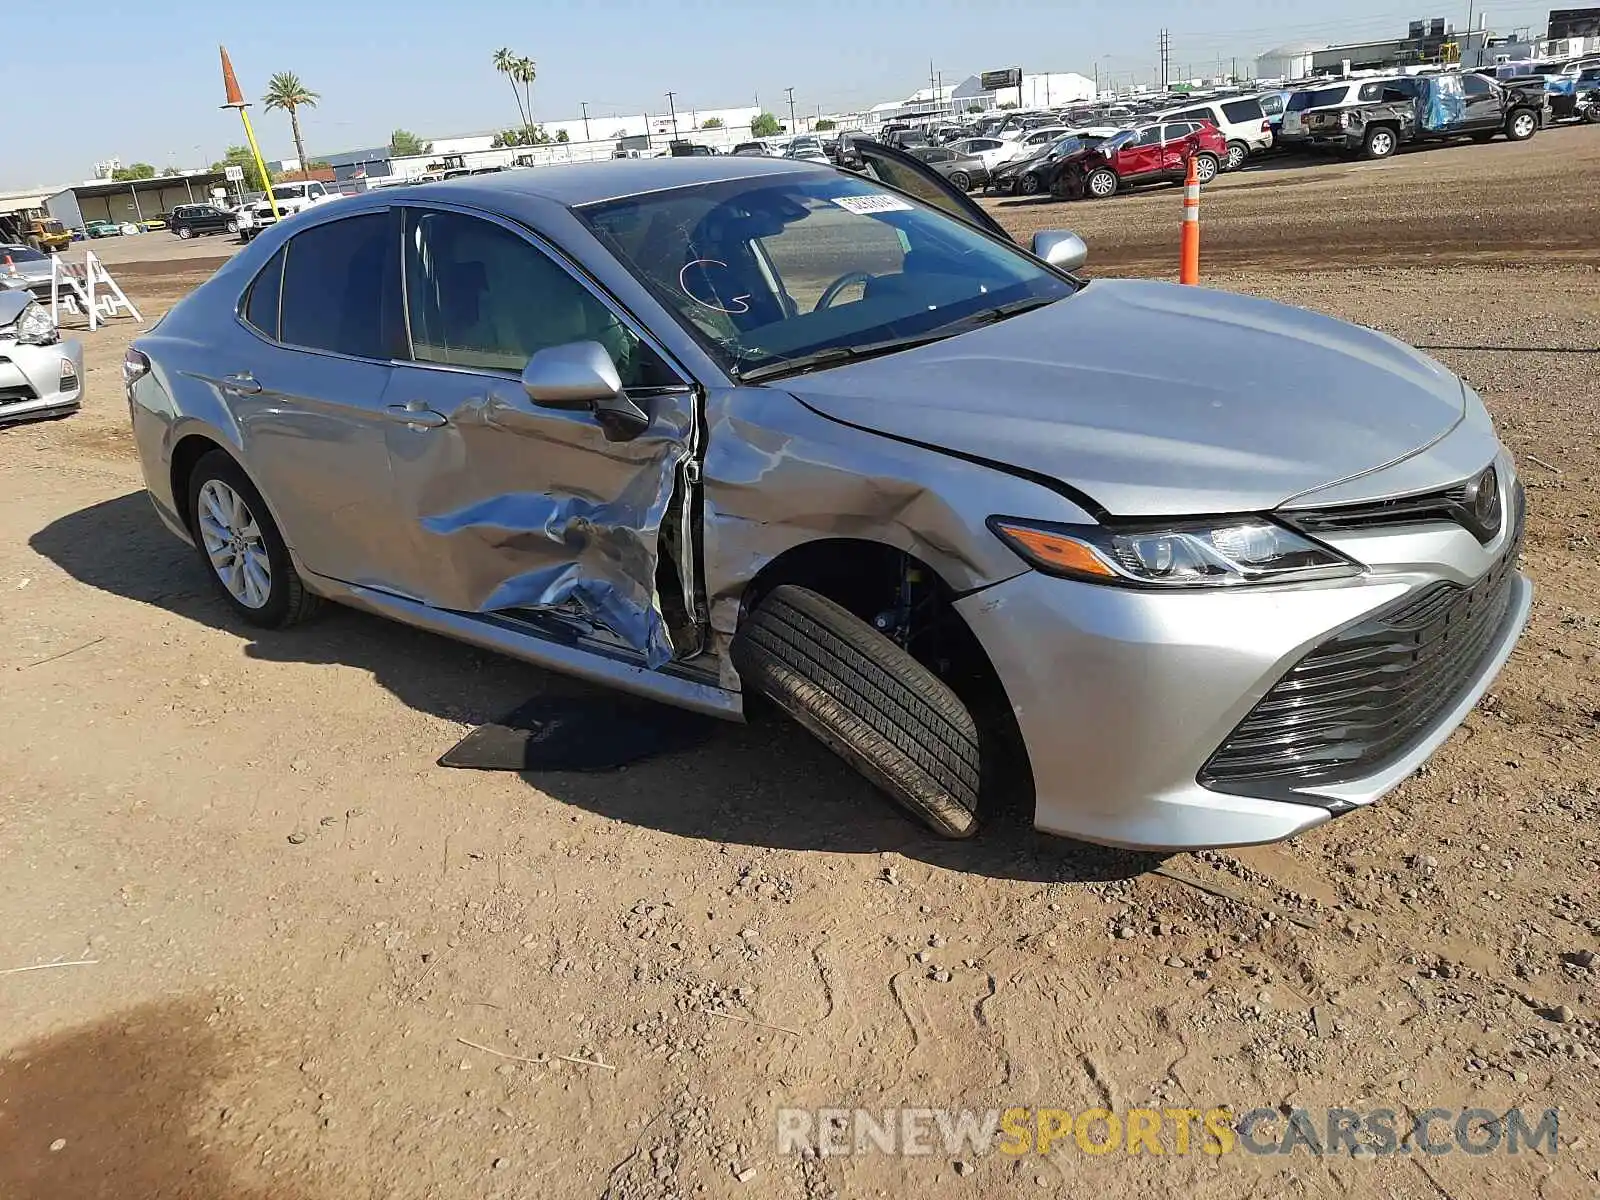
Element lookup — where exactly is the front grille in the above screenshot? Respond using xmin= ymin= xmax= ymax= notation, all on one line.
xmin=1289 ymin=482 xmax=1471 ymax=535
xmin=1201 ymin=488 xmax=1525 ymax=798
xmin=1 ymin=383 xmax=40 ymax=404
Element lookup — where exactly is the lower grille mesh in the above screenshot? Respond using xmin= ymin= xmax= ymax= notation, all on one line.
xmin=1201 ymin=492 xmax=1524 ymax=795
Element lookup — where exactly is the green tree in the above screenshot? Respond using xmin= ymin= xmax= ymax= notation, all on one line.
xmin=555 ymin=129 xmax=570 ymax=143
xmin=998 ymin=101 xmax=1018 ymax=110
xmin=112 ymin=162 xmax=157 ymax=181
xmin=513 ymin=55 xmax=537 ymax=138
xmin=390 ymin=128 xmax=432 ymax=157
xmin=492 ymin=48 xmax=529 ymax=135
xmin=814 ymin=118 xmax=836 ymax=131
xmin=966 ymin=103 xmax=984 ymax=113
xmin=211 ymin=146 xmax=271 ymax=192
xmin=262 ymin=71 xmax=320 ymax=174
xmin=700 ymin=116 xmax=724 ymax=129
xmin=750 ymin=111 xmax=782 ymax=137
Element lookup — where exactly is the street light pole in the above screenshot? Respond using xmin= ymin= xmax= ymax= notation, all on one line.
xmin=665 ymin=91 xmax=680 ymax=139
xmin=785 ymin=87 xmax=797 ymax=133
xmin=581 ymin=101 xmax=591 ymax=142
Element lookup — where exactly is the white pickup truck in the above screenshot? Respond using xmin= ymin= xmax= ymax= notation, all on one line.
xmin=234 ymin=181 xmax=341 ymax=241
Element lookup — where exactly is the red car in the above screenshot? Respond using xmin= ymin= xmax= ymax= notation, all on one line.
xmin=1049 ymin=120 xmax=1227 ymax=200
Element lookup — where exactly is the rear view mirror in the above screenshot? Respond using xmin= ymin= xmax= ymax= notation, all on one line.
xmin=521 ymin=340 xmax=650 ymax=442
xmin=1031 ymin=230 xmax=1089 ymax=272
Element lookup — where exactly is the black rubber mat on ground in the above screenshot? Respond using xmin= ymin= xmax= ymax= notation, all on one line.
xmin=438 ymin=694 xmax=715 ymax=772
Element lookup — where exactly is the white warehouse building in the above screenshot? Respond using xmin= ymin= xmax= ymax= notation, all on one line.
xmin=1253 ymin=42 xmax=1327 ymax=80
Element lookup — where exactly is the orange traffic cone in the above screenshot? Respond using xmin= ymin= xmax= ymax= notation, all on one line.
xmin=1179 ymin=154 xmax=1200 ymax=285
xmin=2 ymin=254 xmax=15 ymax=276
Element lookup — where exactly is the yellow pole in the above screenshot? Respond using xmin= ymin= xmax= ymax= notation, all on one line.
xmin=237 ymin=107 xmax=281 ymax=221
xmin=219 ymin=45 xmax=280 ymax=222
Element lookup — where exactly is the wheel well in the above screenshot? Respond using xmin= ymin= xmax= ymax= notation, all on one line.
xmin=168 ymin=434 xmax=227 ymax=532
xmin=741 ymin=539 xmax=1034 ymax=807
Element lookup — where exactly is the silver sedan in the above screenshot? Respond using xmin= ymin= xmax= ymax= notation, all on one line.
xmin=1 ymin=291 xmax=83 ymax=425
xmin=124 ymin=149 xmax=1529 ymax=850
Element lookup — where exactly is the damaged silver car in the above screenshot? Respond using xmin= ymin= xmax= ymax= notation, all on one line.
xmin=126 ymin=148 xmax=1530 ymax=850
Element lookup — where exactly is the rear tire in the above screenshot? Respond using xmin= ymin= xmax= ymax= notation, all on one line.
xmin=177 ymin=226 xmax=193 ymax=239
xmin=1085 ymin=167 xmax=1119 ymax=198
xmin=733 ymin=585 xmax=981 ymax=838
xmin=948 ymin=169 xmax=971 ymax=192
xmin=1506 ymin=109 xmax=1538 ymax=141
xmin=1225 ymin=141 xmax=1249 ymax=170
xmin=1362 ymin=126 xmax=1397 ymax=159
xmin=185 ymin=449 xmax=322 ymax=629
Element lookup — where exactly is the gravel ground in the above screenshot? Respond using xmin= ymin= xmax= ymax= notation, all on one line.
xmin=1 ymin=127 xmax=1598 ymax=1200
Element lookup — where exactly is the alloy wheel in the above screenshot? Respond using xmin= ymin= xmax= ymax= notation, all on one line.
xmin=1194 ymin=156 xmax=1218 ymax=184
xmin=196 ymin=479 xmax=272 ymax=609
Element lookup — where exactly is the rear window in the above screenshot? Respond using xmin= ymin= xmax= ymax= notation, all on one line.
xmin=1220 ymin=98 xmax=1265 ymax=123
xmin=1259 ymin=93 xmax=1285 ymax=115
xmin=278 ymin=213 xmax=391 ymax=358
xmin=1287 ymin=86 xmax=1349 ymax=111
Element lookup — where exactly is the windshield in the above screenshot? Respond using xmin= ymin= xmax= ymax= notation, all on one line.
xmin=580 ymin=173 xmax=1074 ymax=380
xmin=1287 ymin=86 xmax=1349 ymax=111
xmin=271 ymin=185 xmax=305 ymax=200
xmin=1046 ymin=136 xmax=1086 ymax=158
xmin=1100 ymin=130 xmax=1138 ymax=150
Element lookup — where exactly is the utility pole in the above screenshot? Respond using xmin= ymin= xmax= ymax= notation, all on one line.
xmin=580 ymin=101 xmax=591 ymax=143
xmin=665 ymin=91 xmax=679 ymax=139
xmin=1158 ymin=27 xmax=1171 ymax=91
xmin=785 ymin=86 xmax=796 ymax=132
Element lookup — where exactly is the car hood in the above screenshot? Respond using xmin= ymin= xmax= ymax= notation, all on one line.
xmin=780 ymin=279 xmax=1467 ymax=516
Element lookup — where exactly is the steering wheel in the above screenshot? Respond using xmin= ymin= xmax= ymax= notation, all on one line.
xmin=815 ymin=270 xmax=875 ymax=310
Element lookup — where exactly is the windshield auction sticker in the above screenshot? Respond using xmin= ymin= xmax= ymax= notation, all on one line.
xmin=831 ymin=194 xmax=915 ymax=215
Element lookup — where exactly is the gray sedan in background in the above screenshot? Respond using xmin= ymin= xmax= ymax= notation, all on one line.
xmin=124 ymin=149 xmax=1529 ymax=851
xmin=1 ymin=289 xmax=83 ymax=425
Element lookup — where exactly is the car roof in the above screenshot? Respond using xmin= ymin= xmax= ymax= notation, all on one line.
xmin=368 ymin=155 xmax=832 ymax=208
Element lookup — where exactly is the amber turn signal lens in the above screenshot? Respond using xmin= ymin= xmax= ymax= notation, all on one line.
xmin=991 ymin=522 xmax=1116 ymax=577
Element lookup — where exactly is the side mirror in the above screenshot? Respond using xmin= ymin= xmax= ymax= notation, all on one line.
xmin=1031 ymin=229 xmax=1089 ymax=272
xmin=521 ymin=340 xmax=650 ymax=442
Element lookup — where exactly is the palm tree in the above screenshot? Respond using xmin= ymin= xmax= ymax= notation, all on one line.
xmin=262 ymin=71 xmax=319 ymax=174
xmin=514 ymin=56 xmax=538 ymax=140
xmin=492 ymin=48 xmax=529 ymax=136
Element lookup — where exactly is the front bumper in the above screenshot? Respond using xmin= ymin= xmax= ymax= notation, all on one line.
xmin=0 ymin=336 xmax=83 ymax=425
xmin=955 ymin=472 xmax=1531 ymax=851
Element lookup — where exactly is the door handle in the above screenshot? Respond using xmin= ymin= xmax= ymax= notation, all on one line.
xmin=386 ymin=402 xmax=448 ymax=429
xmin=221 ymin=372 xmax=263 ymax=395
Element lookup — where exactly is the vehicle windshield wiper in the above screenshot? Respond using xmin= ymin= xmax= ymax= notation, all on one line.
xmin=735 ymin=295 xmax=1062 ymax=385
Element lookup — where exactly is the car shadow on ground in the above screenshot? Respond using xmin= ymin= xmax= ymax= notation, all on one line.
xmin=31 ymin=492 xmax=1164 ymax=885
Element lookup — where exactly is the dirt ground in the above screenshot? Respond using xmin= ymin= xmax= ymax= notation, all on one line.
xmin=3 ymin=128 xmax=1599 ymax=1200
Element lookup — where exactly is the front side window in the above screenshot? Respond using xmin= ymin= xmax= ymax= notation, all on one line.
xmin=401 ymin=209 xmax=668 ymax=388
xmin=1462 ymin=74 xmax=1493 ymax=96
xmin=580 ymin=173 xmax=1075 ymax=380
xmin=1132 ymin=126 xmax=1164 ymax=147
xmin=278 ymin=212 xmax=391 ymax=357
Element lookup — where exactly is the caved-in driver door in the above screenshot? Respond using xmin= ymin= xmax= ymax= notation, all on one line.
xmin=379 ymin=204 xmax=701 ymax=669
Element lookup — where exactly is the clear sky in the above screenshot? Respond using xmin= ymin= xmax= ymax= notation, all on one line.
xmin=5 ymin=0 xmax=1561 ymax=189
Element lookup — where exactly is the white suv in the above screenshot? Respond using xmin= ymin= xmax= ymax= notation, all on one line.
xmin=1151 ymin=96 xmax=1273 ymax=169
xmin=1279 ymin=78 xmax=1404 ymax=146
xmin=235 ymin=181 xmax=340 ymax=241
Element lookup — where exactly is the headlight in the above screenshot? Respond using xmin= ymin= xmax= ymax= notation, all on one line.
xmin=11 ymin=300 xmax=57 ymax=346
xmin=988 ymin=516 xmax=1360 ymax=588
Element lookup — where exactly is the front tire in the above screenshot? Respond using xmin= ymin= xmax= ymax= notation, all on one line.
xmin=733 ymin=585 xmax=981 ymax=838
xmin=185 ymin=450 xmax=322 ymax=629
xmin=1018 ymin=172 xmax=1042 ymax=196
xmin=1193 ymin=153 xmax=1219 ymax=184
xmin=1085 ymin=167 xmax=1119 ymax=198
xmin=1362 ymin=126 xmax=1397 ymax=159
xmin=1506 ymin=109 xmax=1538 ymax=141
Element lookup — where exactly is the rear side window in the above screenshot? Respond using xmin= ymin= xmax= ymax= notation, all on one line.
xmin=279 ymin=212 xmax=393 ymax=358
xmin=1221 ymin=98 xmax=1264 ymax=123
xmin=243 ymin=246 xmax=285 ymax=339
